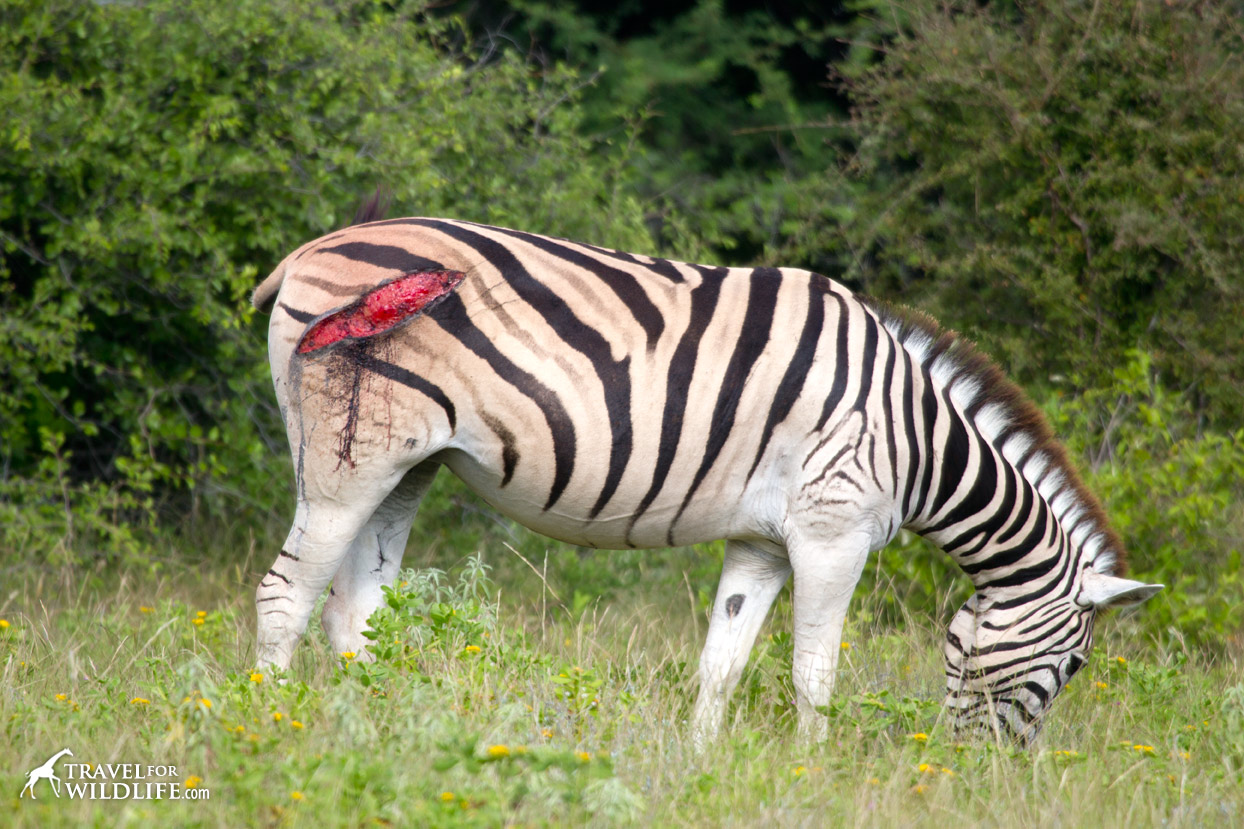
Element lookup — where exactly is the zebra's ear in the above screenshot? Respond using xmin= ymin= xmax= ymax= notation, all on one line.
xmin=1080 ymin=571 xmax=1163 ymax=609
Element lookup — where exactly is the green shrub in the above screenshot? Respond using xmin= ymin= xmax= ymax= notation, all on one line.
xmin=0 ymin=0 xmax=653 ymax=557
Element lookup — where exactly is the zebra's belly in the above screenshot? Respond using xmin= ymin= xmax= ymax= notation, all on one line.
xmin=441 ymin=451 xmax=773 ymax=551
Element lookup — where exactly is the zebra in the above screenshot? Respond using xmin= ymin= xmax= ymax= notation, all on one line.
xmin=251 ymin=215 xmax=1160 ymax=744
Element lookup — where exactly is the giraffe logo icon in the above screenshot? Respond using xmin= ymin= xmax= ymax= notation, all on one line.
xmin=19 ymin=749 xmax=73 ymax=799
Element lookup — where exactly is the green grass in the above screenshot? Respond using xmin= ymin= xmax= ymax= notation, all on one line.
xmin=2 ymin=543 xmax=1242 ymax=827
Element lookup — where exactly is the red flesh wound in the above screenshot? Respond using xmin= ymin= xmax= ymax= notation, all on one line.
xmin=297 ymin=270 xmax=464 ymax=354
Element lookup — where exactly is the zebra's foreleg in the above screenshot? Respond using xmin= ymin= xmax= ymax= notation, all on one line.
xmin=691 ymin=540 xmax=791 ymax=749
xmin=321 ymin=463 xmax=438 ymax=658
xmin=256 ymin=489 xmax=394 ymax=672
xmin=788 ymin=531 xmax=871 ymax=742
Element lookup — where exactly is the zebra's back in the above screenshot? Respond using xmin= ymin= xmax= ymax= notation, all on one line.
xmin=262 ymin=218 xmax=896 ymax=552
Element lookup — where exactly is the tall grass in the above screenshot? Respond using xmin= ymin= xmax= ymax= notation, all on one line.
xmin=2 ymin=532 xmax=1241 ymax=827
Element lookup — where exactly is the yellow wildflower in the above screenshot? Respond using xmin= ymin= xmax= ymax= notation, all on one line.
xmin=340 ymin=652 xmax=356 ymax=661
xmin=942 ymin=768 xmax=955 ymax=776
xmin=139 ymin=607 xmax=153 ymax=614
xmin=196 ymin=610 xmax=207 ymax=618
xmin=1133 ymin=744 xmax=1155 ymax=755
xmin=130 ymin=697 xmax=150 ymax=706
xmin=55 ymin=693 xmax=68 ymax=702
xmin=1095 ymin=682 xmax=1108 ymax=690
xmin=867 ymin=777 xmax=881 ymax=786
xmin=576 ymin=751 xmax=591 ymax=763
xmin=910 ymin=733 xmax=928 ymax=743
xmin=541 ymin=728 xmax=553 ymax=739
xmin=1115 ymin=656 xmax=1127 ymax=666
xmin=441 ymin=792 xmax=455 ymax=802
xmin=193 ymin=618 xmax=205 ymax=627
xmin=464 ymin=645 xmax=481 ymax=654
xmin=793 ymin=766 xmax=807 ymax=777
xmin=273 ymin=712 xmax=283 ymax=722
xmin=291 ymin=720 xmax=304 ymax=730
xmin=250 ymin=672 xmax=264 ymax=684
xmin=0 ymin=619 xmax=10 ymax=629
xmin=198 ymin=698 xmax=212 ymax=710
xmin=918 ymin=763 xmax=933 ymax=774
xmin=840 ymin=641 xmax=851 ymax=651
xmin=184 ymin=776 xmax=203 ymax=789
xmin=486 ymin=745 xmax=509 ymax=758
xmin=1178 ymin=751 xmax=1190 ymax=760
xmin=912 ymin=784 xmax=928 ymax=795
xmin=291 ymin=791 xmax=304 ymax=801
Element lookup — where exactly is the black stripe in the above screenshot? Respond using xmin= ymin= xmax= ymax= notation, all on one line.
xmin=320 ymin=241 xmax=445 ymax=273
xmin=814 ymin=293 xmax=852 ymax=432
xmin=959 ymin=498 xmax=1048 ymax=576
xmin=746 ymin=280 xmax=824 ymax=482
xmin=879 ymin=336 xmax=899 ymax=495
xmin=911 ymin=370 xmax=940 ymax=520
xmin=425 ymin=293 xmax=575 ymax=509
xmin=464 ymin=223 xmax=666 ymax=350
xmin=979 ymin=539 xmax=1062 ymax=590
xmin=851 ymin=311 xmax=879 ymax=413
xmin=670 ymin=268 xmax=781 ymax=543
xmin=412 ymin=220 xmax=630 ymax=519
xmin=295 ymin=274 xmax=360 ymax=297
xmin=353 ymin=352 xmax=457 ymax=431
xmin=628 ymin=268 xmax=725 ymax=540
xmin=996 ymin=476 xmax=1035 ymax=546
xmin=266 ymin=569 xmax=291 ymax=584
xmin=481 ymin=412 xmax=520 ymax=486
xmin=929 ymin=400 xmax=971 ymax=516
xmin=926 ymin=432 xmax=998 ymax=536
xmin=899 ymin=350 xmax=921 ymax=519
xmin=573 ymin=241 xmax=686 ymax=283
xmin=948 ymin=454 xmax=1018 ymax=555
xmin=278 ymin=303 xmax=316 ymax=324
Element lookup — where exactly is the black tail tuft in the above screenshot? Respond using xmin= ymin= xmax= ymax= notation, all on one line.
xmin=351 ymin=186 xmax=391 ymax=226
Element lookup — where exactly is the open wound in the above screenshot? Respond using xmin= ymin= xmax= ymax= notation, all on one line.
xmin=297 ymin=270 xmax=464 ymax=354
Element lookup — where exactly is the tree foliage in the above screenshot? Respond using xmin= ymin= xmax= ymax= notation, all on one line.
xmin=814 ymin=0 xmax=1244 ymax=423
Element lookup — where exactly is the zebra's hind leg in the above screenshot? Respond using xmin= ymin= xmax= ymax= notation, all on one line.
xmin=691 ymin=540 xmax=791 ymax=749
xmin=321 ymin=463 xmax=439 ymax=659
xmin=255 ymin=471 xmax=410 ymax=672
xmin=788 ymin=529 xmax=871 ymax=742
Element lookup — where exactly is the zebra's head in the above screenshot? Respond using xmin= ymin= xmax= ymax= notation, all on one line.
xmin=943 ymin=569 xmax=1161 ymax=743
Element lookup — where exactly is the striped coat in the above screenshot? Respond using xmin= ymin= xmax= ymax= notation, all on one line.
xmin=253 ymin=217 xmax=1160 ymax=743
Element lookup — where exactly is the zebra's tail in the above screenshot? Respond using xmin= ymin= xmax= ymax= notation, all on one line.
xmin=252 ymin=262 xmax=287 ymax=313
xmin=253 ymin=187 xmax=391 ymax=313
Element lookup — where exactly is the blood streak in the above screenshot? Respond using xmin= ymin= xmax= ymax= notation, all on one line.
xmin=297 ymin=270 xmax=464 ymax=354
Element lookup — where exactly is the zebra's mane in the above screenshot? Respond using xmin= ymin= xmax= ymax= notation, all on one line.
xmin=861 ymin=297 xmax=1126 ymax=578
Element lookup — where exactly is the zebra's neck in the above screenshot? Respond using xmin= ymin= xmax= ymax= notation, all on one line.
xmin=868 ymin=302 xmax=1124 ymax=594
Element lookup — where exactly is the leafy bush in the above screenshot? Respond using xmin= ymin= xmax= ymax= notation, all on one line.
xmin=786 ymin=0 xmax=1244 ymax=423
xmin=1047 ymin=351 xmax=1244 ymax=648
xmin=0 ymin=0 xmax=653 ymax=556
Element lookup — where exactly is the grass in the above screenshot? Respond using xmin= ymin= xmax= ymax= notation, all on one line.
xmin=2 ymin=534 xmax=1242 ymax=827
